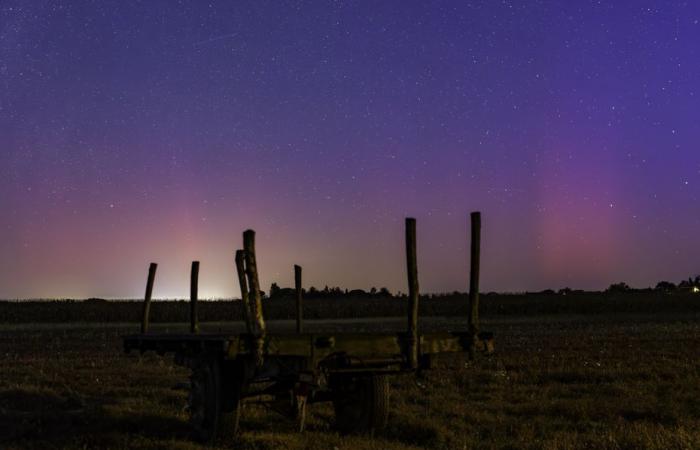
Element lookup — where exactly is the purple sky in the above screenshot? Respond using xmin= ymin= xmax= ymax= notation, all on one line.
xmin=1 ymin=1 xmax=699 ymax=299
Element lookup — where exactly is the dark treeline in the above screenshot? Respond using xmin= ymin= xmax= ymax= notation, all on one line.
xmin=530 ymin=276 xmax=700 ymax=296
xmin=267 ymin=274 xmax=700 ymax=300
xmin=605 ymin=276 xmax=700 ymax=294
xmin=268 ymin=283 xmax=394 ymax=300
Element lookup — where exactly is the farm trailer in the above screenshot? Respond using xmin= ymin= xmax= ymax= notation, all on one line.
xmin=123 ymin=213 xmax=494 ymax=442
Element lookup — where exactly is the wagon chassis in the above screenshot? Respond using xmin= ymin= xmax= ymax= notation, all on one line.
xmin=123 ymin=213 xmax=494 ymax=442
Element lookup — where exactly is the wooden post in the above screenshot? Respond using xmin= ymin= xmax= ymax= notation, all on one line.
xmin=294 ymin=264 xmax=303 ymax=334
xmin=468 ymin=211 xmax=481 ymax=360
xmin=405 ymin=217 xmax=419 ymax=369
xmin=190 ymin=261 xmax=200 ymax=334
xmin=235 ymin=250 xmax=253 ymax=334
xmin=141 ymin=262 xmax=157 ymax=334
xmin=243 ymin=230 xmax=266 ymax=366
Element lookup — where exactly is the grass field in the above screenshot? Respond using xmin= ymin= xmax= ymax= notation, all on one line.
xmin=1 ymin=297 xmax=699 ymax=449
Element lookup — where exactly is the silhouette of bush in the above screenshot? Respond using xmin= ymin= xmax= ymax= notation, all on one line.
xmin=607 ymin=282 xmax=632 ymax=294
xmin=655 ymin=281 xmax=676 ymax=293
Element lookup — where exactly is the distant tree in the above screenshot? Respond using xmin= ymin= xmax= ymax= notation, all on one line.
xmin=655 ymin=281 xmax=676 ymax=293
xmin=540 ymin=289 xmax=556 ymax=295
xmin=370 ymin=287 xmax=377 ymax=295
xmin=269 ymin=282 xmax=281 ymax=298
xmin=308 ymin=286 xmax=318 ymax=296
xmin=606 ymin=282 xmax=631 ymax=294
xmin=558 ymin=287 xmax=572 ymax=296
xmin=678 ymin=276 xmax=700 ymax=292
xmin=378 ymin=287 xmax=391 ymax=297
xmin=348 ymin=289 xmax=367 ymax=297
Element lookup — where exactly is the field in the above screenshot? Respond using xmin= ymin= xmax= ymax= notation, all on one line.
xmin=1 ymin=295 xmax=699 ymax=449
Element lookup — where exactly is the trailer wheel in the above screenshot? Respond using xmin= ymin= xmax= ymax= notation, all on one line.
xmin=221 ymin=363 xmax=244 ymax=436
xmin=220 ymin=405 xmax=241 ymax=437
xmin=332 ymin=374 xmax=389 ymax=434
xmin=188 ymin=358 xmax=222 ymax=443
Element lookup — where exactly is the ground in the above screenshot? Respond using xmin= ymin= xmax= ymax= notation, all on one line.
xmin=1 ymin=310 xmax=699 ymax=449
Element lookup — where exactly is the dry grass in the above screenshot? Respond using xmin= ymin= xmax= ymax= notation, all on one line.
xmin=1 ymin=311 xmax=699 ymax=449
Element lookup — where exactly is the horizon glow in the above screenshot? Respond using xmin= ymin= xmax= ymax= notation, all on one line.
xmin=1 ymin=1 xmax=699 ymax=299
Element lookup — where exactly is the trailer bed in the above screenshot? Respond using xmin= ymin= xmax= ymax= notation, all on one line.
xmin=122 ymin=215 xmax=492 ymax=442
xmin=124 ymin=330 xmax=494 ymax=369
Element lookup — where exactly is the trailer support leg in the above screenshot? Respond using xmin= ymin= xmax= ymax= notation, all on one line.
xmin=468 ymin=211 xmax=481 ymax=360
xmin=235 ymin=250 xmax=254 ymax=334
xmin=294 ymin=264 xmax=303 ymax=334
xmin=405 ymin=217 xmax=419 ymax=369
xmin=190 ymin=260 xmax=200 ymax=334
xmin=141 ymin=262 xmax=157 ymax=334
xmin=243 ymin=229 xmax=266 ymax=367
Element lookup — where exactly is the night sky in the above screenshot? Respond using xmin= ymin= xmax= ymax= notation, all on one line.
xmin=2 ymin=1 xmax=699 ymax=299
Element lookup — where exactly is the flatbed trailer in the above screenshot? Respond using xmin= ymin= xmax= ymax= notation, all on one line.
xmin=123 ymin=214 xmax=494 ymax=442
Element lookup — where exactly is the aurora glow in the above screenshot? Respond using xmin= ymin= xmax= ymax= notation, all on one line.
xmin=1 ymin=1 xmax=699 ymax=299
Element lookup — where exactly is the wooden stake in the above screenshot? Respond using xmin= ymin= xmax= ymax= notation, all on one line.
xmin=468 ymin=211 xmax=481 ymax=360
xmin=235 ymin=250 xmax=253 ymax=334
xmin=190 ymin=261 xmax=200 ymax=334
xmin=141 ymin=262 xmax=157 ymax=334
xmin=405 ymin=217 xmax=419 ymax=369
xmin=243 ymin=230 xmax=266 ymax=366
xmin=294 ymin=264 xmax=303 ymax=334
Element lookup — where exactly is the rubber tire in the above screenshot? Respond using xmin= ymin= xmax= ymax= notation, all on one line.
xmin=189 ymin=359 xmax=222 ymax=443
xmin=332 ymin=374 xmax=389 ymax=434
xmin=220 ymin=362 xmax=244 ymax=437
xmin=220 ymin=408 xmax=241 ymax=438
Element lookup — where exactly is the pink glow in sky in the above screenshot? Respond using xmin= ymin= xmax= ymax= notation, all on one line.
xmin=2 ymin=1 xmax=699 ymax=298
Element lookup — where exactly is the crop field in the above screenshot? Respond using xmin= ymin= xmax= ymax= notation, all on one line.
xmin=1 ymin=297 xmax=699 ymax=449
